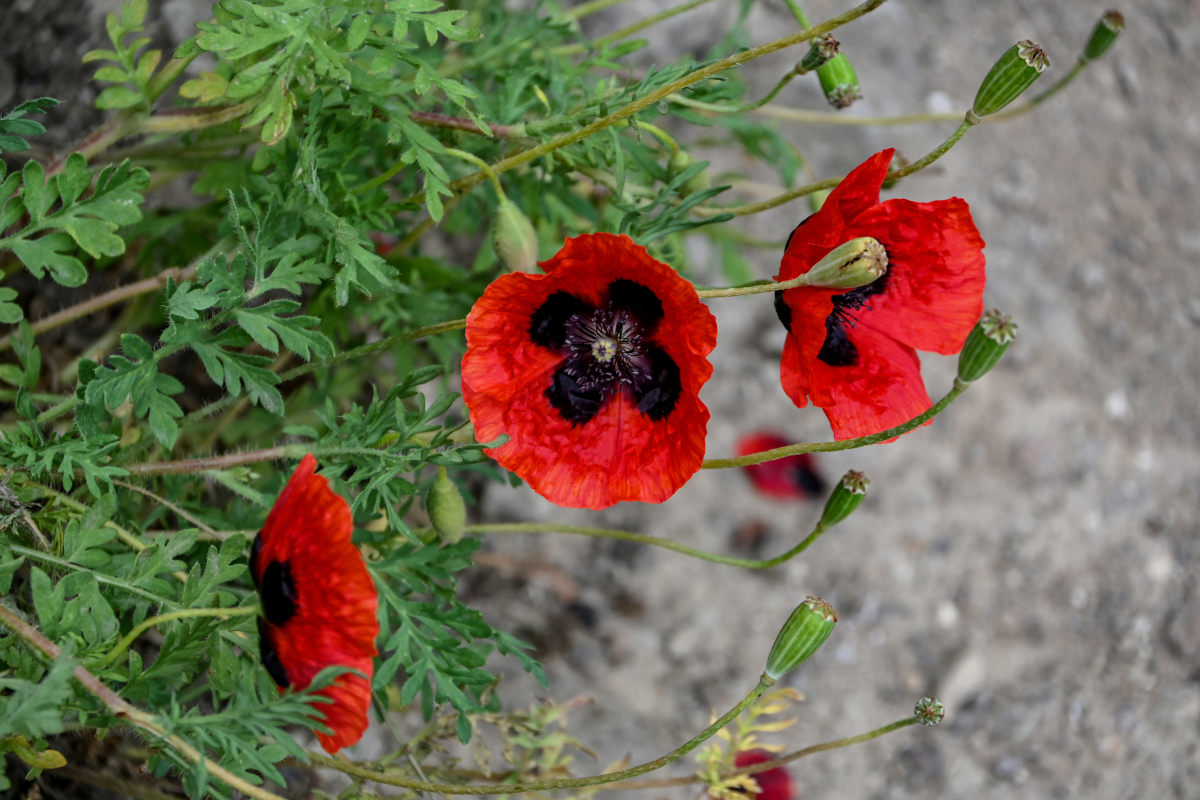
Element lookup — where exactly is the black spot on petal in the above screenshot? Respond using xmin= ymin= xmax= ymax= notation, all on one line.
xmin=530 ymin=291 xmax=592 ymax=350
xmin=546 ymin=367 xmax=608 ymax=426
xmin=773 ymin=291 xmax=792 ymax=333
xmin=257 ymin=617 xmax=290 ymax=687
xmin=784 ymin=213 xmax=815 ymax=253
xmin=817 ymin=314 xmax=858 ymax=366
xmin=607 ymin=279 xmax=663 ymax=330
xmin=632 ymin=346 xmax=682 ymax=420
xmin=259 ymin=560 xmax=298 ymax=625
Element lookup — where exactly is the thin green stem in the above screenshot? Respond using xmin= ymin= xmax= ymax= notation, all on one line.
xmin=564 ymin=0 xmax=633 ymax=20
xmin=467 ymin=522 xmax=828 ymax=570
xmin=121 ymin=443 xmax=414 ymax=477
xmin=552 ymin=0 xmax=718 ymax=57
xmin=308 ymin=677 xmax=774 ymax=794
xmin=630 ymin=120 xmax=680 ymax=154
xmin=94 ymin=606 xmax=258 ymax=669
xmin=696 ymin=273 xmax=811 ymax=299
xmin=753 ymin=106 xmax=961 ymax=126
xmin=277 ymin=318 xmax=467 ymax=384
xmin=781 ymin=0 xmax=812 ymax=27
xmin=703 ymin=380 xmax=968 ymax=469
xmin=704 ymin=113 xmax=973 ymax=218
xmin=403 ymin=0 xmax=889 ymax=210
xmin=443 ymin=148 xmax=507 ymax=200
xmin=669 ymin=67 xmax=801 ymax=115
xmin=604 ymin=716 xmax=921 ymax=791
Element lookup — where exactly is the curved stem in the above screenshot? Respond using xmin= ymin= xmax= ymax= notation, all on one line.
xmin=308 ymin=676 xmax=774 ymax=794
xmin=402 ymin=0 xmax=889 ymax=210
xmin=467 ymin=521 xmax=828 ymax=570
xmin=276 ymin=318 xmax=467 ymax=384
xmin=0 ymin=605 xmax=286 ymax=800
xmin=121 ymin=443 xmax=414 ymax=477
xmin=603 ymin=716 xmax=921 ymax=792
xmin=669 ymin=68 xmax=801 ymax=115
xmin=703 ymin=380 xmax=968 ymax=469
xmin=443 ymin=148 xmax=507 ymax=200
xmin=94 ymin=606 xmax=258 ymax=669
xmin=553 ymin=0 xmax=718 ymax=57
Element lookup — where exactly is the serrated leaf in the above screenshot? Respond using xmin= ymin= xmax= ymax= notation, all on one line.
xmin=9 ymin=234 xmax=88 ymax=287
xmin=179 ymin=71 xmax=230 ymax=103
xmin=96 ymin=85 xmax=145 ymax=110
xmin=0 ymin=287 xmax=21 ymax=324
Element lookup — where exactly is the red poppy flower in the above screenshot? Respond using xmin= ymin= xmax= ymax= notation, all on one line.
xmin=774 ymin=149 xmax=986 ymax=440
xmin=250 ymin=454 xmax=379 ymax=753
xmin=736 ymin=432 xmax=824 ymax=500
xmin=732 ymin=750 xmax=795 ymax=800
xmin=462 ymin=232 xmax=718 ymax=509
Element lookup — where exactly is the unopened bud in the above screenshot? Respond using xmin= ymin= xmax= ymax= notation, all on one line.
xmin=668 ymin=149 xmax=710 ymax=196
xmin=819 ymin=470 xmax=869 ymax=528
xmin=817 ymin=54 xmax=862 ymax=109
xmin=804 ymin=237 xmax=887 ymax=290
xmin=492 ymin=198 xmax=539 ymax=273
xmin=914 ymin=697 xmax=946 ymax=726
xmin=971 ymin=40 xmax=1049 ymax=118
xmin=957 ymin=310 xmax=1017 ymax=383
xmin=797 ymin=34 xmax=839 ymax=74
xmin=807 ymin=187 xmax=831 ymax=214
xmin=426 ymin=466 xmax=467 ymax=544
xmin=764 ymin=596 xmax=837 ymax=681
xmin=1083 ymin=11 xmax=1124 ymax=61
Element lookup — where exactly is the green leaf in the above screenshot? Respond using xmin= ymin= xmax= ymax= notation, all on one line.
xmin=83 ymin=333 xmax=183 ymax=449
xmin=9 ymin=234 xmax=88 ymax=287
xmin=0 ymin=98 xmax=58 ymax=154
xmin=96 ymin=85 xmax=145 ymax=110
xmin=0 ymin=287 xmax=21 ymax=324
xmin=0 ymin=651 xmax=76 ymax=739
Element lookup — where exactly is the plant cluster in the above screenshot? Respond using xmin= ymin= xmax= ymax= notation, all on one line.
xmin=0 ymin=1 xmax=1122 ymax=797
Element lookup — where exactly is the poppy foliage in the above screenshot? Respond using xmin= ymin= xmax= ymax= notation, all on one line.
xmin=250 ymin=454 xmax=379 ymax=753
xmin=462 ymin=233 xmax=718 ymax=509
xmin=774 ymin=148 xmax=986 ymax=440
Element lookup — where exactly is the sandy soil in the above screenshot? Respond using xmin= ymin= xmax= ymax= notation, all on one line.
xmin=5 ymin=1 xmax=1197 ymax=798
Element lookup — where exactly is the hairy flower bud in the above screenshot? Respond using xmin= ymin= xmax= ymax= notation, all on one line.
xmin=426 ymin=466 xmax=467 ymax=544
xmin=764 ymin=596 xmax=837 ymax=681
xmin=817 ymin=53 xmax=862 ymax=109
xmin=492 ymin=198 xmax=539 ymax=273
xmin=803 ymin=237 xmax=887 ymax=290
xmin=797 ymin=34 xmax=839 ymax=74
xmin=1083 ymin=11 xmax=1124 ymax=61
xmin=819 ymin=470 xmax=869 ymax=528
xmin=971 ymin=40 xmax=1049 ymax=118
xmin=668 ymin=149 xmax=711 ymax=196
xmin=957 ymin=310 xmax=1018 ymax=383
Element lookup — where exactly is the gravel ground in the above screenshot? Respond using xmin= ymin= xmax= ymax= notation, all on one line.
xmin=5 ymin=1 xmax=1197 ymax=798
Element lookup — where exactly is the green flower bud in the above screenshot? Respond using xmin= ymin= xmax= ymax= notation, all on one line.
xmin=971 ymin=40 xmax=1049 ymax=118
xmin=914 ymin=697 xmax=946 ymax=726
xmin=796 ymin=34 xmax=840 ymax=74
xmin=668 ymin=149 xmax=710 ymax=196
xmin=764 ymin=596 xmax=837 ymax=681
xmin=817 ymin=54 xmax=862 ymax=109
xmin=426 ymin=466 xmax=466 ymax=544
xmin=957 ymin=310 xmax=1018 ymax=383
xmin=492 ymin=198 xmax=539 ymax=273
xmin=1083 ymin=11 xmax=1124 ymax=61
xmin=819 ymin=470 xmax=869 ymax=528
xmin=803 ymin=237 xmax=887 ymax=290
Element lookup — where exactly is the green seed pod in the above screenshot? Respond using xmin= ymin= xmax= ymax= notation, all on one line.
xmin=426 ymin=466 xmax=467 ymax=545
xmin=817 ymin=53 xmax=862 ymax=109
xmin=668 ymin=149 xmax=710 ymax=196
xmin=971 ymin=40 xmax=1049 ymax=118
xmin=1083 ymin=11 xmax=1124 ymax=61
xmin=764 ymin=596 xmax=837 ymax=681
xmin=957 ymin=310 xmax=1018 ymax=383
xmin=914 ymin=697 xmax=946 ymax=726
xmin=803 ymin=237 xmax=887 ymax=290
xmin=796 ymin=34 xmax=839 ymax=74
xmin=818 ymin=470 xmax=870 ymax=529
xmin=492 ymin=198 xmax=539 ymax=273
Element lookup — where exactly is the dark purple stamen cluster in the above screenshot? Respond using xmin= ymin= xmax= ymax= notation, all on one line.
xmin=529 ymin=279 xmax=681 ymax=425
xmin=250 ymin=534 xmax=297 ymax=687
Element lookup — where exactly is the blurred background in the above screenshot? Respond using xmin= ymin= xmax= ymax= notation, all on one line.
xmin=3 ymin=0 xmax=1196 ymax=797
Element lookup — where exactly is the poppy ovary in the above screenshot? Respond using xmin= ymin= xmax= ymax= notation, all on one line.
xmin=802 ymin=236 xmax=889 ymax=290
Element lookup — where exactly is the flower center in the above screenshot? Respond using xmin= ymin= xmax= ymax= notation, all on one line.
xmin=528 ymin=279 xmax=682 ymax=426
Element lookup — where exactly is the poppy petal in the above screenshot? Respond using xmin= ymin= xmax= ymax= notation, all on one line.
xmin=808 ymin=320 xmax=932 ymax=440
xmin=463 ymin=233 xmax=717 ymax=509
xmin=848 ymin=197 xmax=986 ymax=353
xmin=252 ymin=454 xmax=379 ymax=753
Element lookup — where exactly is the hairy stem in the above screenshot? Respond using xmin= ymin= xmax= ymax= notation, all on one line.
xmin=308 ymin=677 xmax=774 ymax=794
xmin=703 ymin=380 xmax=968 ymax=469
xmin=94 ymin=606 xmax=258 ymax=669
xmin=0 ymin=605 xmax=286 ymax=800
xmin=467 ymin=521 xmax=829 ymax=569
